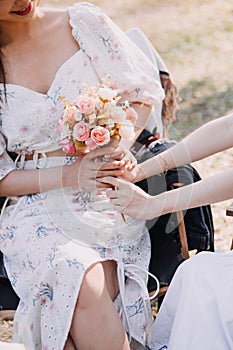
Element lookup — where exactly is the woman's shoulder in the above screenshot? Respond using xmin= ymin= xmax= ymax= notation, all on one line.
xmin=39 ymin=6 xmax=67 ymax=18
xmin=37 ymin=6 xmax=69 ymax=31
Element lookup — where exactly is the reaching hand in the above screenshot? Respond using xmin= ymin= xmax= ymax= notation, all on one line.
xmin=98 ymin=176 xmax=154 ymax=220
xmin=101 ymin=144 xmax=139 ymax=182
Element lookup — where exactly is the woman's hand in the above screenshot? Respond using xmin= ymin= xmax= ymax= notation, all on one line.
xmin=98 ymin=176 xmax=155 ymax=220
xmin=102 ymin=144 xmax=139 ymax=182
xmin=62 ymin=144 xmax=127 ymax=192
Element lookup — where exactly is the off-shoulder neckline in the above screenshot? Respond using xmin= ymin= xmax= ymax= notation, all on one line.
xmin=1 ymin=50 xmax=83 ymax=97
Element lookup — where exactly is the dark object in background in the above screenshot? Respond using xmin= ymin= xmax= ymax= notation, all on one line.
xmin=0 ymin=251 xmax=20 ymax=310
xmin=0 ymin=153 xmax=20 ymax=310
xmin=135 ymin=139 xmax=214 ymax=293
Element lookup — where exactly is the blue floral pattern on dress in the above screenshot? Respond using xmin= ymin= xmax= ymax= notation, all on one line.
xmin=33 ymin=283 xmax=54 ymax=306
xmin=127 ymin=297 xmax=144 ymax=318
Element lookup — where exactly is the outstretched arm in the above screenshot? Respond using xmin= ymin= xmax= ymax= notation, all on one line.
xmin=101 ymin=167 xmax=233 ymax=220
xmin=99 ymin=112 xmax=233 ymax=219
xmin=133 ymin=113 xmax=233 ymax=182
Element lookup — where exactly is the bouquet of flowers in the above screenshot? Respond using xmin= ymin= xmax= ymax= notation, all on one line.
xmin=57 ymin=81 xmax=138 ymax=154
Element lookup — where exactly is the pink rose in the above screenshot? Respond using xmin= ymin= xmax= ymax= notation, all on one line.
xmin=73 ymin=121 xmax=90 ymax=142
xmin=91 ymin=126 xmax=110 ymax=146
xmin=59 ymin=138 xmax=76 ymax=154
xmin=85 ymin=137 xmax=98 ymax=150
xmin=75 ymin=94 xmax=96 ymax=115
xmin=126 ymin=107 xmax=138 ymax=124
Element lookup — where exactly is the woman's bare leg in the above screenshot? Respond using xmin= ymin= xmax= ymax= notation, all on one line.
xmin=102 ymin=260 xmax=119 ymax=300
xmin=70 ymin=261 xmax=130 ymax=350
xmin=64 ymin=334 xmax=77 ymax=350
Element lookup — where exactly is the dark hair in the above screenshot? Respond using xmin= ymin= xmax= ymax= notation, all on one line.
xmin=0 ymin=49 xmax=7 ymax=104
xmin=0 ymin=25 xmax=7 ymax=105
xmin=0 ymin=1 xmax=41 ymax=104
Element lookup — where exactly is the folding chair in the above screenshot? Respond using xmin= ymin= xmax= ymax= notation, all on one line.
xmin=149 ymin=182 xmax=190 ymax=300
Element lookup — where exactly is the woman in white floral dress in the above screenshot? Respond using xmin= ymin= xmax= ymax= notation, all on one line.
xmin=0 ymin=1 xmax=164 ymax=349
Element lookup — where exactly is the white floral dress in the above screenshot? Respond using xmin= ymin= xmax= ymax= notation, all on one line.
xmin=0 ymin=3 xmax=164 ymax=349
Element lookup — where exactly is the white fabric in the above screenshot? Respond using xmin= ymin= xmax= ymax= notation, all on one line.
xmin=149 ymin=251 xmax=233 ymax=350
xmin=0 ymin=342 xmax=26 ymax=350
xmin=0 ymin=2 xmax=164 ymax=349
xmin=69 ymin=3 xmax=164 ymax=106
xmin=126 ymin=27 xmax=168 ymax=135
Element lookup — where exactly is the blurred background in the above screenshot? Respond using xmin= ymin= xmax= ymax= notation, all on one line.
xmin=43 ymin=0 xmax=233 ymax=251
xmin=44 ymin=0 xmax=233 ymax=139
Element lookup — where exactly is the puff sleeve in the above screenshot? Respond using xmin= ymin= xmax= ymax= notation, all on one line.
xmin=0 ymin=131 xmax=16 ymax=181
xmin=68 ymin=2 xmax=165 ymax=105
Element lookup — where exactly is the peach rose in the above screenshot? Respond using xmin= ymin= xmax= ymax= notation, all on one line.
xmin=73 ymin=121 xmax=90 ymax=141
xmin=91 ymin=126 xmax=110 ymax=146
xmin=75 ymin=94 xmax=96 ymax=115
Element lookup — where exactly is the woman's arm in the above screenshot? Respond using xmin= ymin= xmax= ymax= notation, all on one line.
xmin=131 ymin=102 xmax=152 ymax=141
xmin=101 ymin=168 xmax=233 ymax=220
xmin=134 ymin=113 xmax=233 ymax=182
xmin=99 ymin=112 xmax=233 ymax=219
xmin=0 ymin=145 xmax=125 ymax=197
xmin=0 ymin=166 xmax=63 ymax=197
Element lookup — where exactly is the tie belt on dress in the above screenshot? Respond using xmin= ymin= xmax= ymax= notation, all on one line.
xmin=14 ymin=150 xmax=69 ymax=170
xmin=117 ymin=263 xmax=160 ymax=345
xmin=24 ymin=150 xmax=66 ymax=161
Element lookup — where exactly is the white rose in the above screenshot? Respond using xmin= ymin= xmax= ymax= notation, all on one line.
xmin=98 ymin=87 xmax=118 ymax=101
xmin=107 ymin=118 xmax=115 ymax=128
xmin=74 ymin=109 xmax=82 ymax=121
xmin=109 ymin=106 xmax=127 ymax=123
